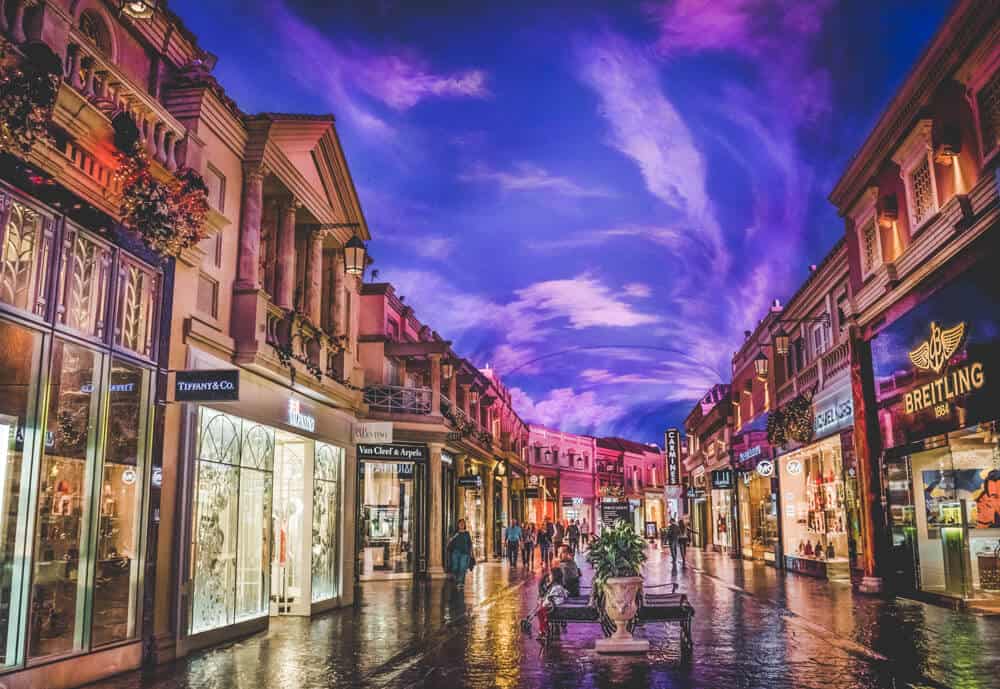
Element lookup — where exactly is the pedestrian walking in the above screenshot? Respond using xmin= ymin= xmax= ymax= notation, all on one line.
xmin=447 ymin=519 xmax=474 ymax=589
xmin=677 ymin=517 xmax=691 ymax=565
xmin=665 ymin=517 xmax=679 ymax=568
xmin=567 ymin=519 xmax=580 ymax=555
xmin=580 ymin=517 xmax=590 ymax=547
xmin=504 ymin=520 xmax=522 ymax=568
xmin=522 ymin=523 xmax=536 ymax=567
xmin=553 ymin=520 xmax=565 ymax=551
xmin=538 ymin=520 xmax=553 ymax=566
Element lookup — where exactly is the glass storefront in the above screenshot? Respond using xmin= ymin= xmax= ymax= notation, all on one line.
xmin=711 ymin=489 xmax=733 ymax=551
xmin=358 ymin=460 xmax=421 ymax=578
xmin=463 ymin=479 xmax=486 ymax=561
xmin=737 ymin=470 xmax=779 ymax=563
xmin=0 ymin=185 xmax=159 ymax=668
xmin=778 ymin=434 xmax=852 ymax=578
xmin=311 ymin=443 xmax=343 ymax=602
xmin=886 ymin=424 xmax=1000 ymax=601
xmin=190 ymin=407 xmax=347 ymax=632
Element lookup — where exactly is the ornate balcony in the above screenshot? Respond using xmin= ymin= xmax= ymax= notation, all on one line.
xmin=264 ymin=302 xmax=346 ymax=384
xmin=821 ymin=341 xmax=851 ymax=381
xmin=364 ymin=384 xmax=432 ymax=415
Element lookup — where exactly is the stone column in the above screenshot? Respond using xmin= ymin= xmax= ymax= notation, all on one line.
xmin=274 ymin=199 xmax=299 ymax=310
xmin=472 ymin=393 xmax=481 ymax=430
xmin=429 ymin=354 xmax=442 ymax=416
xmin=460 ymin=384 xmax=471 ymax=417
xmin=448 ymin=370 xmax=458 ymax=406
xmin=332 ymin=249 xmax=346 ymax=336
xmin=304 ymin=228 xmax=324 ymax=324
xmin=850 ymin=330 xmax=885 ymax=593
xmin=261 ymin=199 xmax=278 ymax=296
xmin=427 ymin=442 xmax=446 ymax=577
xmin=397 ymin=358 xmax=408 ymax=387
xmin=484 ymin=461 xmax=494 ymax=562
xmin=236 ymin=166 xmax=265 ymax=289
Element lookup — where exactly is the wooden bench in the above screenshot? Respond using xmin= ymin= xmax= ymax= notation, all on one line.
xmin=546 ymin=584 xmax=694 ymax=659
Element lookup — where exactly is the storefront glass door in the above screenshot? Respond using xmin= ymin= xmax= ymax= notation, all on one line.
xmin=271 ymin=433 xmax=309 ymax=615
xmin=311 ymin=443 xmax=343 ymax=603
xmin=358 ymin=461 xmax=422 ymax=578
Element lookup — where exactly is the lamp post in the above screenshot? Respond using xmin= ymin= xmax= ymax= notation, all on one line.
xmin=761 ymin=312 xmax=831 ymax=369
xmin=344 ymin=234 xmax=368 ymax=276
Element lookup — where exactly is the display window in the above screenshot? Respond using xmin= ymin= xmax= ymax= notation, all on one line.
xmin=463 ymin=481 xmax=486 ymax=561
xmin=711 ymin=490 xmax=733 ymax=551
xmin=358 ymin=461 xmax=421 ymax=577
xmin=189 ymin=409 xmax=274 ymax=634
xmin=737 ymin=471 xmax=778 ymax=562
xmin=886 ymin=423 xmax=1000 ymax=600
xmin=311 ymin=443 xmax=343 ymax=602
xmin=778 ymin=435 xmax=851 ymax=574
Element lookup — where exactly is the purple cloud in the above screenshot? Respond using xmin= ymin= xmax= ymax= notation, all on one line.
xmin=460 ymin=162 xmax=613 ymax=198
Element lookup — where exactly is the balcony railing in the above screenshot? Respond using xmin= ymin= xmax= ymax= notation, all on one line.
xmin=264 ymin=302 xmax=346 ymax=383
xmin=64 ymin=36 xmax=185 ymax=171
xmin=821 ymin=341 xmax=850 ymax=381
xmin=798 ymin=360 xmax=819 ymax=391
xmin=364 ymin=384 xmax=432 ymax=415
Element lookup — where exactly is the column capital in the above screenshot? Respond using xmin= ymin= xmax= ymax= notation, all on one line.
xmin=243 ymin=163 xmax=268 ymax=181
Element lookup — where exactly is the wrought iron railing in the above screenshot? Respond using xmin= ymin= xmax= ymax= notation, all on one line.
xmin=364 ymin=384 xmax=432 ymax=415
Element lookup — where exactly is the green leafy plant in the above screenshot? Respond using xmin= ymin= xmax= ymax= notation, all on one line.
xmin=586 ymin=520 xmax=647 ymax=591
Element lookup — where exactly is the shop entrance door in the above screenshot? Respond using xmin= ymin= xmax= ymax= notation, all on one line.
xmin=271 ymin=433 xmax=311 ymax=615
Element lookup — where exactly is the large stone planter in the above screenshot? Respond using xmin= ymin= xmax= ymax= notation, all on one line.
xmin=594 ymin=576 xmax=649 ymax=653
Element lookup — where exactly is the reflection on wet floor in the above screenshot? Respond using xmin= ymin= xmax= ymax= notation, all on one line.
xmin=87 ymin=547 xmax=1000 ymax=689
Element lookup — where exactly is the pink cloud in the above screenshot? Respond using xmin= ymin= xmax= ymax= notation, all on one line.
xmin=623 ymin=283 xmax=652 ymax=298
xmin=511 ymin=387 xmax=627 ymax=432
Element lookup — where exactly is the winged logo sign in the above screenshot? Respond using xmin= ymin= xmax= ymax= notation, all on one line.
xmin=909 ymin=321 xmax=965 ymax=374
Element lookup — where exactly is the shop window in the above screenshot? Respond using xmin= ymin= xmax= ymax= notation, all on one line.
xmin=189 ymin=409 xmax=275 ymax=635
xmin=57 ymin=227 xmax=113 ymax=340
xmin=196 ymin=272 xmax=219 ymax=319
xmin=91 ymin=359 xmax=149 ymax=646
xmin=113 ymin=255 xmax=159 ymax=359
xmin=358 ymin=460 xmax=421 ymax=576
xmin=907 ymin=156 xmax=937 ymax=228
xmin=28 ymin=340 xmax=99 ymax=659
xmin=976 ymin=67 xmax=1000 ymax=160
xmin=859 ymin=216 xmax=882 ymax=279
xmin=0 ymin=320 xmax=43 ymax=667
xmin=312 ymin=443 xmax=343 ymax=602
xmin=0 ymin=195 xmax=55 ymax=317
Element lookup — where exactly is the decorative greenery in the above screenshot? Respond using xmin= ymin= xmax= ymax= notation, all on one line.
xmin=766 ymin=408 xmax=787 ymax=446
xmin=0 ymin=44 xmax=61 ymax=156
xmin=114 ymin=136 xmax=210 ymax=258
xmin=586 ymin=519 xmax=647 ymax=591
xmin=766 ymin=393 xmax=814 ymax=446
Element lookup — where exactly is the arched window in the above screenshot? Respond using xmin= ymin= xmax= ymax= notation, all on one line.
xmin=79 ymin=10 xmax=112 ymax=56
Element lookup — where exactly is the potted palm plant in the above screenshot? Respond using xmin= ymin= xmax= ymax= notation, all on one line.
xmin=586 ymin=519 xmax=649 ymax=653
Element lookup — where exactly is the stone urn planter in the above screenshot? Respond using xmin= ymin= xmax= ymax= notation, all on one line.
xmin=595 ymin=576 xmax=649 ymax=653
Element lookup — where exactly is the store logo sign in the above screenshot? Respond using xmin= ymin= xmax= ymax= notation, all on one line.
xmin=174 ymin=369 xmax=240 ymax=402
xmin=786 ymin=459 xmax=803 ymax=475
xmin=904 ymin=321 xmax=985 ymax=417
xmin=665 ymin=428 xmax=681 ymax=485
xmin=353 ymin=422 xmax=392 ymax=444
xmin=756 ymin=460 xmax=774 ymax=477
xmin=739 ymin=445 xmax=762 ymax=463
xmin=814 ymin=398 xmax=853 ymax=436
xmin=287 ymin=399 xmax=316 ymax=432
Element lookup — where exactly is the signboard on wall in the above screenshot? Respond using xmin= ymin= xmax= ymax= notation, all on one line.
xmin=353 ymin=422 xmax=393 ymax=444
xmin=458 ymin=474 xmax=482 ymax=489
xmin=600 ymin=501 xmax=631 ymax=525
xmin=665 ymin=428 xmax=681 ymax=485
xmin=357 ymin=444 xmax=428 ymax=461
xmin=870 ymin=255 xmax=1000 ymax=447
xmin=710 ymin=469 xmax=734 ymax=490
xmin=174 ymin=369 xmax=240 ymax=402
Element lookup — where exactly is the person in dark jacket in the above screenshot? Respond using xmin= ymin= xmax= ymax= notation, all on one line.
xmin=447 ymin=519 xmax=474 ymax=589
xmin=567 ymin=520 xmax=580 ymax=554
xmin=538 ymin=520 xmax=553 ymax=567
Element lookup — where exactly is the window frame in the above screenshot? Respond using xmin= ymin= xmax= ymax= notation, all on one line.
xmin=891 ymin=119 xmax=939 ymax=235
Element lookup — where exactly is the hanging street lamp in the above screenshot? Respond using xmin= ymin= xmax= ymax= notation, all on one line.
xmin=753 ymin=351 xmax=769 ymax=380
xmin=344 ymin=234 xmax=368 ymax=276
xmin=774 ymin=327 xmax=790 ymax=356
xmin=441 ymin=360 xmax=455 ymax=380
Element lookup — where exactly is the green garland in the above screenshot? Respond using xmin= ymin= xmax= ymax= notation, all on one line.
xmin=767 ymin=393 xmax=814 ymax=446
xmin=0 ymin=46 xmax=61 ymax=156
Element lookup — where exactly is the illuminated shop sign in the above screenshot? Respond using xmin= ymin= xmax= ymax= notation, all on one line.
xmin=357 ymin=443 xmax=429 ymax=461
xmin=710 ymin=469 xmax=733 ymax=489
xmin=756 ymin=460 xmax=774 ymax=477
xmin=174 ymin=369 xmax=240 ymax=402
xmin=287 ymin=398 xmax=316 ymax=432
xmin=786 ymin=459 xmax=803 ymax=475
xmin=814 ymin=397 xmax=853 ymax=437
xmin=665 ymin=428 xmax=681 ymax=485
xmin=353 ymin=422 xmax=393 ymax=444
xmin=458 ymin=475 xmax=482 ymax=489
xmin=738 ymin=445 xmax=762 ymax=463
xmin=870 ymin=257 xmax=1000 ymax=447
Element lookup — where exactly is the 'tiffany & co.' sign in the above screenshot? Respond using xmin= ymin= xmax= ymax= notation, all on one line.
xmin=174 ymin=369 xmax=240 ymax=402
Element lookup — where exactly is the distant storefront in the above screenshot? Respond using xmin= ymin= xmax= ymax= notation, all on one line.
xmin=732 ymin=427 xmax=779 ymax=565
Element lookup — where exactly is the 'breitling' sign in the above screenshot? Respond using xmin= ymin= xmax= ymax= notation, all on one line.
xmin=904 ymin=321 xmax=985 ymax=415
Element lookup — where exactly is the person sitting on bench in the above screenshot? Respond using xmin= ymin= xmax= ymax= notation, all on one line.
xmin=557 ymin=546 xmax=581 ymax=597
xmin=536 ymin=567 xmax=569 ymax=640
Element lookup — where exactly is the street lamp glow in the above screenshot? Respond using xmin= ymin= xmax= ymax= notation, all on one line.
xmin=344 ymin=234 xmax=367 ymax=276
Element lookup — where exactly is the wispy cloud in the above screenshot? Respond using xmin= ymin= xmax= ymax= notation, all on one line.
xmin=460 ymin=162 xmax=613 ymax=198
xmin=269 ymin=1 xmax=489 ymax=136
xmin=576 ymin=32 xmax=727 ymax=272
xmin=623 ymin=283 xmax=652 ymax=298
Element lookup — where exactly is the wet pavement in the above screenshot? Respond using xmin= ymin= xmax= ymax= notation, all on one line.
xmin=87 ymin=547 xmax=1000 ymax=689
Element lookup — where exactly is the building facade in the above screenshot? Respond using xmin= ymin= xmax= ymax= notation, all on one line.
xmin=526 ymin=426 xmax=596 ymax=531
xmin=683 ymin=387 xmax=734 ymax=552
xmin=830 ymin=0 xmax=1000 ymax=605
xmin=596 ymin=437 xmax=665 ymax=537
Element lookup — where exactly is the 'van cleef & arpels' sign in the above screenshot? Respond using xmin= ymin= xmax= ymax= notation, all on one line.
xmin=357 ymin=444 xmax=428 ymax=461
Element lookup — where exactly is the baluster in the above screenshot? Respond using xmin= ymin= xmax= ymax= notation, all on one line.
xmin=165 ymin=133 xmax=178 ymax=171
xmin=67 ymin=44 xmax=83 ymax=90
xmin=145 ymin=117 xmax=156 ymax=157
xmin=83 ymin=58 xmax=97 ymax=98
xmin=154 ymin=124 xmax=168 ymax=164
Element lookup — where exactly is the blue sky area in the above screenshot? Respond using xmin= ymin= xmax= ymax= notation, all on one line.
xmin=171 ymin=0 xmax=951 ymax=443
